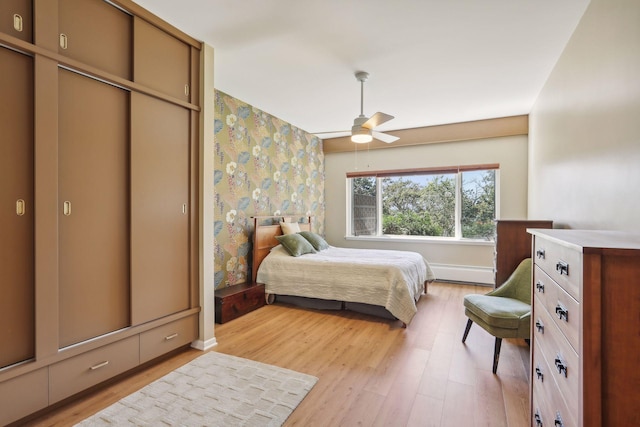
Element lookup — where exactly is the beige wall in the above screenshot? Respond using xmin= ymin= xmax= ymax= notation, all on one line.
xmin=529 ymin=0 xmax=640 ymax=230
xmin=324 ymin=134 xmax=529 ymax=283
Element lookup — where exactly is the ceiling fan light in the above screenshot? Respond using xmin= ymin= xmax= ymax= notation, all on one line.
xmin=351 ymin=127 xmax=373 ymax=143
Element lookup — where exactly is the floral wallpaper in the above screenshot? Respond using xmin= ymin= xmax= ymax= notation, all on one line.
xmin=213 ymin=91 xmax=325 ymax=288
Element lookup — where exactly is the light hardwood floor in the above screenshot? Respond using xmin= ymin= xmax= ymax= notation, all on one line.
xmin=20 ymin=282 xmax=530 ymax=427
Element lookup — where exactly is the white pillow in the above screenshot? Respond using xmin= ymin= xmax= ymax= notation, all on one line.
xmin=280 ymin=221 xmax=301 ymax=234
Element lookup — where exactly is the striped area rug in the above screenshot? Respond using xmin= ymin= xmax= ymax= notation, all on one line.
xmin=76 ymin=351 xmax=318 ymax=426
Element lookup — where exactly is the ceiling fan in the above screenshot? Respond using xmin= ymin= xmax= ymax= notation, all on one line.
xmin=315 ymin=71 xmax=399 ymax=144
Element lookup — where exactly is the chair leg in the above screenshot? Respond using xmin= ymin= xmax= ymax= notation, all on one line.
xmin=462 ymin=318 xmax=473 ymax=343
xmin=492 ymin=337 xmax=503 ymax=374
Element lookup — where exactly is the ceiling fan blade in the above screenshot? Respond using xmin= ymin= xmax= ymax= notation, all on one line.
xmin=373 ymin=131 xmax=399 ymax=144
xmin=362 ymin=112 xmax=394 ymax=129
xmin=312 ymin=130 xmax=350 ymax=139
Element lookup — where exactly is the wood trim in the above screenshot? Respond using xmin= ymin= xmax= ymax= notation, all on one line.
xmin=346 ymin=163 xmax=500 ymax=178
xmin=322 ymin=115 xmax=528 ymax=153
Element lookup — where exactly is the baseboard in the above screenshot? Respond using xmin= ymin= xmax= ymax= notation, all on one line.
xmin=430 ymin=263 xmax=495 ymax=285
xmin=191 ymin=337 xmax=218 ymax=351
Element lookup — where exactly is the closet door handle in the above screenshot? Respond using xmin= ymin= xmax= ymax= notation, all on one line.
xmin=182 ymin=203 xmax=187 ymax=214
xmin=13 ymin=14 xmax=23 ymax=32
xmin=59 ymin=33 xmax=68 ymax=49
xmin=63 ymin=201 xmax=72 ymax=216
xmin=16 ymin=199 xmax=26 ymax=216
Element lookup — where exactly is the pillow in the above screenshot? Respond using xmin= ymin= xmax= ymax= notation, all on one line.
xmin=280 ymin=221 xmax=301 ymax=234
xmin=298 ymin=231 xmax=330 ymax=251
xmin=275 ymin=233 xmax=316 ymax=257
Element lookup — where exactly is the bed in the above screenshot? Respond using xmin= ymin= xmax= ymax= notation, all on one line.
xmin=252 ymin=216 xmax=435 ymax=326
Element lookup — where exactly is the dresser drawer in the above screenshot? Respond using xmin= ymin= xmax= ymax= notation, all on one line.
xmin=533 ymin=337 xmax=577 ymax=427
xmin=140 ymin=315 xmax=197 ymax=364
xmin=533 ymin=237 xmax=581 ymax=301
xmin=0 ymin=367 xmax=49 ymax=426
xmin=533 ymin=266 xmax=579 ymax=352
xmin=49 ymin=335 xmax=139 ymax=404
xmin=533 ymin=298 xmax=579 ymax=414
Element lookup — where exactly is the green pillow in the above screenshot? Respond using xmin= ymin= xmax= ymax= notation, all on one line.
xmin=275 ymin=233 xmax=317 ymax=257
xmin=298 ymin=231 xmax=330 ymax=251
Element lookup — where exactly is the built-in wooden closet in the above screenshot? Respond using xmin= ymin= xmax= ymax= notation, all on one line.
xmin=0 ymin=1 xmax=201 ymax=424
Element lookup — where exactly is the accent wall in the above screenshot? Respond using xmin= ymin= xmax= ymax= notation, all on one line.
xmin=213 ymin=91 xmax=325 ymax=288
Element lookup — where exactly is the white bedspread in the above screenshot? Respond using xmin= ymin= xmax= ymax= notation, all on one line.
xmin=256 ymin=245 xmax=436 ymax=325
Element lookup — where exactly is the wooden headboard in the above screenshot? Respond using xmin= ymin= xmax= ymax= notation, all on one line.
xmin=251 ymin=215 xmax=312 ymax=283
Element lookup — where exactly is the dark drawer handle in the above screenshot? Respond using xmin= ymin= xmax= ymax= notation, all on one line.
xmin=535 ymin=365 xmax=544 ymax=382
xmin=535 ymin=319 xmax=544 ymax=334
xmin=536 ymin=249 xmax=546 ymax=259
xmin=556 ymin=260 xmax=569 ymax=276
xmin=554 ymin=412 xmax=564 ymax=427
xmin=534 ymin=410 xmax=543 ymax=427
xmin=536 ymin=281 xmax=545 ymax=293
xmin=555 ymin=303 xmax=569 ymax=322
xmin=554 ymin=355 xmax=568 ymax=377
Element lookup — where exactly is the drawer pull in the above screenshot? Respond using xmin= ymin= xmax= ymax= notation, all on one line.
xmin=534 ymin=409 xmax=543 ymax=426
xmin=535 ymin=365 xmax=544 ymax=382
xmin=535 ymin=281 xmax=545 ymax=293
xmin=536 ymin=248 xmax=546 ymax=259
xmin=89 ymin=360 xmax=109 ymax=370
xmin=554 ymin=412 xmax=564 ymax=427
xmin=554 ymin=355 xmax=568 ymax=377
xmin=555 ymin=260 xmax=569 ymax=276
xmin=535 ymin=319 xmax=544 ymax=334
xmin=165 ymin=333 xmax=179 ymax=341
xmin=555 ymin=303 xmax=569 ymax=322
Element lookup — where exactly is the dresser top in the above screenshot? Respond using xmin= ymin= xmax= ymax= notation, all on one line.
xmin=527 ymin=229 xmax=640 ymax=253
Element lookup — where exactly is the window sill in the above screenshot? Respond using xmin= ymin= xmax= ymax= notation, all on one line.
xmin=344 ymin=235 xmax=495 ymax=246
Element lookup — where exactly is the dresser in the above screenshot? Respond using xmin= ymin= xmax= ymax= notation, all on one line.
xmin=528 ymin=229 xmax=640 ymax=427
xmin=494 ymin=220 xmax=552 ymax=287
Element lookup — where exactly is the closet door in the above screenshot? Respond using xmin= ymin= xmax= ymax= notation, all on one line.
xmin=133 ymin=17 xmax=190 ymax=101
xmin=0 ymin=47 xmax=34 ymax=368
xmin=131 ymin=92 xmax=189 ymax=325
xmin=58 ymin=0 xmax=132 ymax=79
xmin=58 ymin=69 xmax=130 ymax=347
xmin=0 ymin=0 xmax=32 ymax=42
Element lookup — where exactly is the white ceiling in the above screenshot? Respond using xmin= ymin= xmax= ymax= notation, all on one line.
xmin=132 ymin=0 xmax=590 ymax=137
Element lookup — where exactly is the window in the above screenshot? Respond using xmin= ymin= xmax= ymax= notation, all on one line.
xmin=348 ymin=165 xmax=498 ymax=240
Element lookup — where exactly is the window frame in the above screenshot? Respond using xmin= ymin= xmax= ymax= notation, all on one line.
xmin=346 ymin=164 xmax=500 ymax=242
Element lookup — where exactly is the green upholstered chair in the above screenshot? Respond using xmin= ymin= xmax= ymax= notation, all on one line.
xmin=462 ymin=258 xmax=532 ymax=374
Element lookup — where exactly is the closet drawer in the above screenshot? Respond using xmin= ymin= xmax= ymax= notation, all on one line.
xmin=534 ymin=298 xmax=579 ymax=414
xmin=140 ymin=315 xmax=197 ymax=364
xmin=49 ymin=335 xmax=139 ymax=404
xmin=0 ymin=367 xmax=48 ymax=426
xmin=533 ymin=266 xmax=579 ymax=351
xmin=533 ymin=238 xmax=581 ymax=301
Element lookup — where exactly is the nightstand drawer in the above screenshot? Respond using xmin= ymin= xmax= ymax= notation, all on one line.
xmin=533 ymin=266 xmax=579 ymax=352
xmin=140 ymin=315 xmax=197 ymax=364
xmin=533 ymin=238 xmax=581 ymax=301
xmin=49 ymin=335 xmax=139 ymax=404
